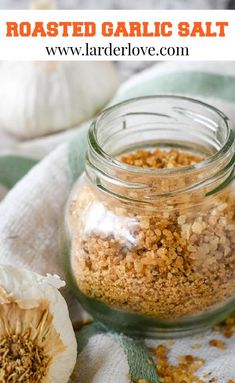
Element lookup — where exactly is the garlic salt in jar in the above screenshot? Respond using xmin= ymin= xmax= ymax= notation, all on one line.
xmin=65 ymin=96 xmax=235 ymax=338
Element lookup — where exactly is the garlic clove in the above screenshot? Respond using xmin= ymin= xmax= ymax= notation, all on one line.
xmin=0 ymin=264 xmax=77 ymax=383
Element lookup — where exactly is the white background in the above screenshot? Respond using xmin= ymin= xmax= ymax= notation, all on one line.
xmin=0 ymin=10 xmax=234 ymax=60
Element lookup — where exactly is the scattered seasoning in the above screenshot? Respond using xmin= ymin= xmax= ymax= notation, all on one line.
xmin=127 ymin=374 xmax=151 ymax=383
xmin=70 ymin=147 xmax=235 ymax=320
xmin=72 ymin=318 xmax=92 ymax=332
xmin=134 ymin=379 xmax=150 ymax=383
xmin=146 ymin=313 xmax=235 ymax=383
xmin=213 ymin=313 xmax=235 ymax=338
xmin=153 ymin=344 xmax=205 ymax=383
xmin=150 ymin=342 xmax=235 ymax=383
xmin=192 ymin=343 xmax=202 ymax=349
xmin=209 ymin=339 xmax=226 ymax=350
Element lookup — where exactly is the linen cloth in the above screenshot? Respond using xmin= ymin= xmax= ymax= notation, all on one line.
xmin=0 ymin=61 xmax=235 ymax=382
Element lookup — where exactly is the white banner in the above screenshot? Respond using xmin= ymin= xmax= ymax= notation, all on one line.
xmin=0 ymin=10 xmax=234 ymax=60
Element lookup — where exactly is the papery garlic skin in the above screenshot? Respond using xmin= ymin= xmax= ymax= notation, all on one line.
xmin=0 ymin=265 xmax=77 ymax=383
xmin=0 ymin=61 xmax=118 ymax=138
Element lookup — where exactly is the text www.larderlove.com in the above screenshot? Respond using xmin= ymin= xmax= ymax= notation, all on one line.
xmin=0 ymin=11 xmax=233 ymax=60
xmin=45 ymin=42 xmax=189 ymax=58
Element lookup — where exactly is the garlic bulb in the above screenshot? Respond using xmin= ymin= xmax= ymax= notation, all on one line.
xmin=31 ymin=0 xmax=56 ymax=9
xmin=0 ymin=264 xmax=77 ymax=383
xmin=0 ymin=61 xmax=118 ymax=138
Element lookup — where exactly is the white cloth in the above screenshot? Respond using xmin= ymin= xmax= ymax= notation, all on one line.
xmin=1 ymin=62 xmax=235 ymax=382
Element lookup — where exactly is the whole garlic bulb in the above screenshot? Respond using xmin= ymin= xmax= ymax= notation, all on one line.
xmin=0 ymin=264 xmax=77 ymax=383
xmin=0 ymin=61 xmax=118 ymax=138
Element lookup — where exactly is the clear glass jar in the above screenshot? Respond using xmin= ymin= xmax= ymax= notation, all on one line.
xmin=65 ymin=96 xmax=235 ymax=338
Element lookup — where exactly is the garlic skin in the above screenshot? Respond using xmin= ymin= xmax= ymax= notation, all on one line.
xmin=0 ymin=61 xmax=118 ymax=138
xmin=0 ymin=264 xmax=77 ymax=383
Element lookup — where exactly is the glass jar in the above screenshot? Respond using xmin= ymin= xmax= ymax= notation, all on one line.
xmin=65 ymin=96 xmax=235 ymax=338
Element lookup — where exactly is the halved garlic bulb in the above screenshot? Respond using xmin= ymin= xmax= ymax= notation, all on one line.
xmin=0 ymin=264 xmax=77 ymax=383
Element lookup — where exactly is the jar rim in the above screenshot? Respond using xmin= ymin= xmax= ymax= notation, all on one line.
xmin=89 ymin=95 xmax=234 ymax=176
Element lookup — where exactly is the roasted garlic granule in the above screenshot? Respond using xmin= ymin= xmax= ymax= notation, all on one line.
xmin=71 ymin=148 xmax=235 ymax=319
xmin=153 ymin=344 xmax=205 ymax=383
xmin=209 ymin=339 xmax=226 ymax=350
xmin=213 ymin=313 xmax=235 ymax=338
xmin=121 ymin=148 xmax=202 ymax=168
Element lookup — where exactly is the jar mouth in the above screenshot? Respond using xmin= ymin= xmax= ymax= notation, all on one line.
xmin=89 ymin=95 xmax=234 ymax=177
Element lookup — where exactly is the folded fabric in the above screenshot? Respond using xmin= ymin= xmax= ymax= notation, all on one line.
xmin=0 ymin=61 xmax=235 ymax=383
